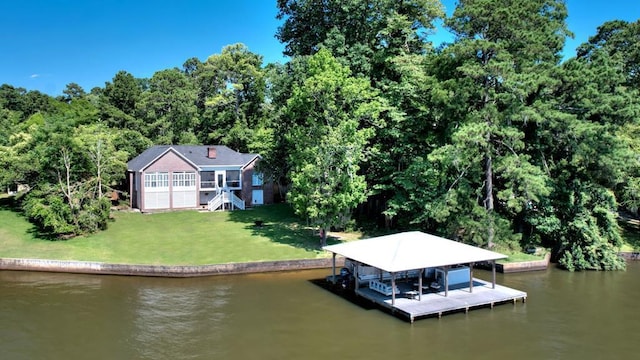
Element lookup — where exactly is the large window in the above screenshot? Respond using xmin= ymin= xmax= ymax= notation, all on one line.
xmin=144 ymin=172 xmax=169 ymax=189
xmin=172 ymin=172 xmax=196 ymax=188
xmin=226 ymin=170 xmax=241 ymax=188
xmin=252 ymin=172 xmax=263 ymax=186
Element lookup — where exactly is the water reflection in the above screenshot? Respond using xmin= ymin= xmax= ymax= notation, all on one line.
xmin=132 ymin=282 xmax=231 ymax=359
xmin=1 ymin=263 xmax=638 ymax=360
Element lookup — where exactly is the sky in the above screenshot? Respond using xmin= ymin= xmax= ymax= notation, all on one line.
xmin=1 ymin=0 xmax=639 ymax=96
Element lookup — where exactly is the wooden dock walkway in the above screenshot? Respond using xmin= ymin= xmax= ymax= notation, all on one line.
xmin=355 ymin=278 xmax=527 ymax=322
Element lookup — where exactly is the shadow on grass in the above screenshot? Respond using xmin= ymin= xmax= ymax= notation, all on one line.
xmin=0 ymin=195 xmax=58 ymax=241
xmin=620 ymin=215 xmax=640 ymax=251
xmin=227 ymin=203 xmax=344 ymax=252
xmin=0 ymin=195 xmax=21 ymax=211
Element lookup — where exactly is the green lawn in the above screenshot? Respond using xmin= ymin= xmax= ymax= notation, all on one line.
xmin=4 ymin=194 xmax=639 ymax=266
xmin=0 ymin=196 xmax=357 ymax=265
xmin=498 ymin=251 xmax=546 ymax=263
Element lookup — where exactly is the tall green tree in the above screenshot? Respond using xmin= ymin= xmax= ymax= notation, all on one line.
xmin=196 ymin=44 xmax=266 ymax=151
xmin=533 ymin=45 xmax=639 ymax=270
xmin=137 ymin=68 xmax=198 ymax=144
xmin=388 ymin=0 xmax=568 ymax=250
xmin=276 ymin=0 xmax=443 ymax=79
xmin=285 ymin=49 xmax=382 ymax=246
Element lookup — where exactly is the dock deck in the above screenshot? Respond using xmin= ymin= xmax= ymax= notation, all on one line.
xmin=355 ymin=278 xmax=527 ymax=322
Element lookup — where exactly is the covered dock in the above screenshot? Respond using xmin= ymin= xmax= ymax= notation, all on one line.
xmin=323 ymin=231 xmax=527 ymax=322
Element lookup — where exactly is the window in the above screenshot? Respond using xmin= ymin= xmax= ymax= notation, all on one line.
xmin=226 ymin=170 xmax=241 ymax=188
xmin=172 ymin=172 xmax=196 ymax=188
xmin=144 ymin=172 xmax=169 ymax=189
xmin=252 ymin=172 xmax=264 ymax=186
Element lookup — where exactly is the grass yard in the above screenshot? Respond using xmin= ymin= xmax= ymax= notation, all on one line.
xmin=4 ymin=194 xmax=639 ymax=266
xmin=498 ymin=251 xmax=546 ymax=263
xmin=0 ymin=196 xmax=361 ymax=265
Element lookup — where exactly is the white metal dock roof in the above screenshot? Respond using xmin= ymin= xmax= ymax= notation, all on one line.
xmin=323 ymin=231 xmax=507 ymax=272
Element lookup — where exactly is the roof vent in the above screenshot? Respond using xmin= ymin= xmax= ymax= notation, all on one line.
xmin=207 ymin=147 xmax=217 ymax=159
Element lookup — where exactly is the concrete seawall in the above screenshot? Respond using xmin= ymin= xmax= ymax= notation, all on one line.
xmin=496 ymin=253 xmax=551 ymax=273
xmin=0 ymin=257 xmax=345 ymax=277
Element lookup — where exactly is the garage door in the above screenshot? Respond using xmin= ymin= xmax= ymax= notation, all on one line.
xmin=172 ymin=172 xmax=197 ymax=208
xmin=144 ymin=172 xmax=170 ymax=209
xmin=145 ymin=191 xmax=170 ymax=209
xmin=172 ymin=190 xmax=197 ymax=208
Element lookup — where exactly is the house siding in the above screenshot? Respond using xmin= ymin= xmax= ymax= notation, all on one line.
xmin=128 ymin=145 xmax=273 ymax=212
xmin=241 ymin=158 xmax=274 ymax=207
xmin=241 ymin=161 xmax=255 ymax=205
xmin=145 ymin=151 xmax=197 ymax=172
xmin=140 ymin=150 xmax=199 ymax=211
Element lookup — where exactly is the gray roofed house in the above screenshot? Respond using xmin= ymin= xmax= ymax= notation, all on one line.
xmin=127 ymin=145 xmax=272 ymax=212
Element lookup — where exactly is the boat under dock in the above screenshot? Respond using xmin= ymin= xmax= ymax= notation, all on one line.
xmin=355 ymin=278 xmax=527 ymax=323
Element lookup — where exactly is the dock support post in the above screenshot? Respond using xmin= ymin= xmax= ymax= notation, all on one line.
xmin=331 ymin=253 xmax=336 ymax=284
xmin=391 ymin=272 xmax=397 ymax=306
xmin=469 ymin=262 xmax=474 ymax=293
xmin=444 ymin=266 xmax=449 ymax=297
xmin=418 ymin=268 xmax=423 ymax=301
xmin=491 ymin=260 xmax=496 ymax=289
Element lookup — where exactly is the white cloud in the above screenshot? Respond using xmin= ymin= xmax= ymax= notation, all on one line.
xmin=30 ymin=73 xmax=40 ymax=79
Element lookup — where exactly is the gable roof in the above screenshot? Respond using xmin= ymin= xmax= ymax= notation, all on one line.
xmin=323 ymin=231 xmax=507 ymax=273
xmin=127 ymin=145 xmax=260 ymax=172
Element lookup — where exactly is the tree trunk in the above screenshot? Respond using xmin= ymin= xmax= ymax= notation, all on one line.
xmin=320 ymin=227 xmax=328 ymax=247
xmin=484 ymin=150 xmax=495 ymax=248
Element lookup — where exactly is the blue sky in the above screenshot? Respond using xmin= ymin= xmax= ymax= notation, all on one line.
xmin=1 ymin=0 xmax=638 ymax=96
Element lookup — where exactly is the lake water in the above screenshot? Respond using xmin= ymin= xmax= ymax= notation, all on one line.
xmin=1 ymin=262 xmax=638 ymax=360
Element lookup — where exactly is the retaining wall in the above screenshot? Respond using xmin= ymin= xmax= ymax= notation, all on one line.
xmin=495 ymin=253 xmax=551 ymax=273
xmin=0 ymin=257 xmax=345 ymax=277
xmin=619 ymin=252 xmax=640 ymax=261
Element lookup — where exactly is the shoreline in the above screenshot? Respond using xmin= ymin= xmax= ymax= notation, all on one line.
xmin=0 ymin=257 xmax=344 ymax=277
xmin=2 ymin=252 xmax=636 ymax=278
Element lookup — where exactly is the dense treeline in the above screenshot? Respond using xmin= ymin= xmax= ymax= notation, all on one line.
xmin=1 ymin=0 xmax=639 ymax=271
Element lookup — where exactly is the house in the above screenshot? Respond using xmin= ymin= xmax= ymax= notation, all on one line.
xmin=127 ymin=145 xmax=273 ymax=212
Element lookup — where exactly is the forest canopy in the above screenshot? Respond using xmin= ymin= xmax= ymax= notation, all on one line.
xmin=1 ymin=0 xmax=639 ymax=271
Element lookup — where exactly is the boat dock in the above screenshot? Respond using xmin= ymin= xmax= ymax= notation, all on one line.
xmin=355 ymin=278 xmax=527 ymax=323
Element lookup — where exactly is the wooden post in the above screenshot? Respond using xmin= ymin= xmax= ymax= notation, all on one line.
xmin=418 ymin=268 xmax=423 ymax=301
xmin=469 ymin=262 xmax=474 ymax=293
xmin=444 ymin=266 xmax=449 ymax=297
xmin=391 ymin=272 xmax=396 ymax=306
xmin=354 ymin=261 xmax=359 ymax=291
xmin=491 ymin=260 xmax=496 ymax=289
xmin=331 ymin=253 xmax=336 ymax=284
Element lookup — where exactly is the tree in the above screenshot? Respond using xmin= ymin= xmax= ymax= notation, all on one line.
xmin=104 ymin=71 xmax=142 ymax=116
xmin=18 ymin=114 xmax=126 ymax=237
xmin=61 ymin=82 xmax=86 ymax=103
xmin=137 ymin=68 xmax=198 ymax=144
xmin=285 ymin=49 xmax=382 ymax=246
xmin=276 ymin=0 xmax=443 ymax=79
xmin=532 ymin=46 xmax=639 ymax=270
xmin=577 ymin=20 xmax=640 ymax=88
xmin=387 ymin=0 xmax=569 ymax=250
xmin=196 ymin=44 xmax=266 ymax=151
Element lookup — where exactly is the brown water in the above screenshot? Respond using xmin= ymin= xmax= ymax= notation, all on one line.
xmin=1 ymin=263 xmax=638 ymax=360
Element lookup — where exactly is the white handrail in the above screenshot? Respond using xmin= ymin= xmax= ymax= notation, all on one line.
xmin=229 ymin=192 xmax=245 ymax=210
xmin=207 ymin=193 xmax=224 ymax=211
xmin=207 ymin=191 xmax=244 ymax=211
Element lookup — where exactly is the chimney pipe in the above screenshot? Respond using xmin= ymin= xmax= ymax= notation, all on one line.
xmin=208 ymin=147 xmax=217 ymax=159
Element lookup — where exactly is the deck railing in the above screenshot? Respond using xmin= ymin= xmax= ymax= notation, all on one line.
xmin=207 ymin=191 xmax=245 ymax=211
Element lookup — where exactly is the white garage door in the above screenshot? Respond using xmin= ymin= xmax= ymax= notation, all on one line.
xmin=172 ymin=172 xmax=197 ymax=208
xmin=144 ymin=172 xmax=170 ymax=209
xmin=252 ymin=190 xmax=264 ymax=205
xmin=172 ymin=190 xmax=197 ymax=208
xmin=145 ymin=191 xmax=170 ymax=209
